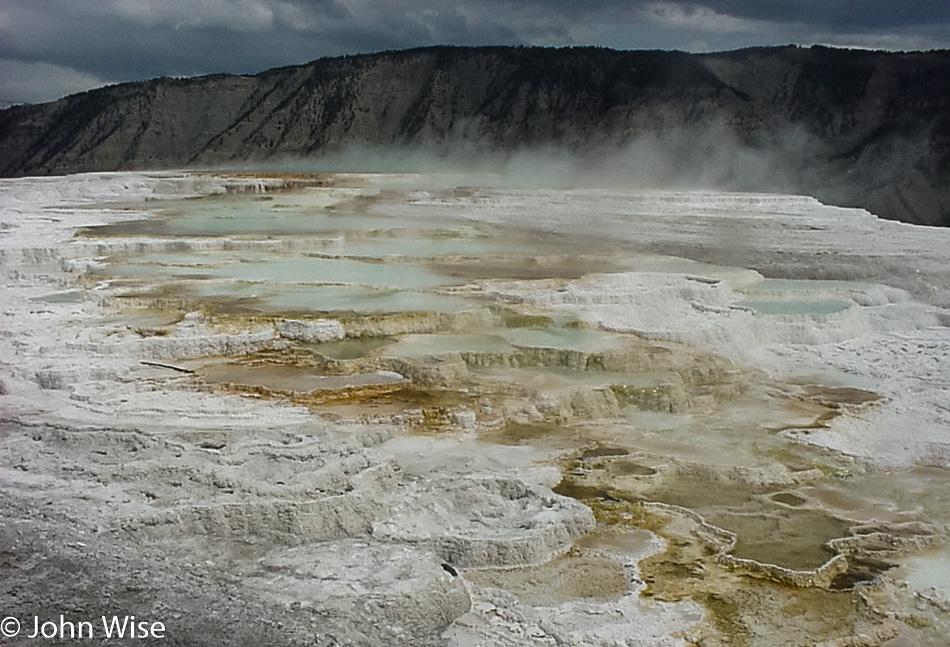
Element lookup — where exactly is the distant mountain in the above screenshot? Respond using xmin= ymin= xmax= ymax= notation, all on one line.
xmin=1 ymin=45 xmax=948 ymax=226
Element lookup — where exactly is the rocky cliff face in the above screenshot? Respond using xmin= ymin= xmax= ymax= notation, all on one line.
xmin=2 ymin=45 xmax=949 ymax=225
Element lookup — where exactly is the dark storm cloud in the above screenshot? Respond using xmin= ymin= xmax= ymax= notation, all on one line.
xmin=2 ymin=0 xmax=948 ymax=105
xmin=701 ymin=0 xmax=950 ymax=30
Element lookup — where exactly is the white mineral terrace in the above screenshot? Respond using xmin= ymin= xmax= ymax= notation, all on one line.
xmin=1 ymin=171 xmax=949 ymax=646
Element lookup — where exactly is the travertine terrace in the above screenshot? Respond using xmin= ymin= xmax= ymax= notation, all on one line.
xmin=1 ymin=171 xmax=948 ymax=646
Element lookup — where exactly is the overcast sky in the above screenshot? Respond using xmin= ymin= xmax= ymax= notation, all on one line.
xmin=2 ymin=0 xmax=949 ymax=105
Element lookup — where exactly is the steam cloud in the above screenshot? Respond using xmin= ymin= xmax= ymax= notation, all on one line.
xmin=247 ymin=121 xmax=824 ymax=195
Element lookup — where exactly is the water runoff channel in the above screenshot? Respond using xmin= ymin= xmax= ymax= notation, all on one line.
xmin=71 ymin=172 xmax=950 ymax=645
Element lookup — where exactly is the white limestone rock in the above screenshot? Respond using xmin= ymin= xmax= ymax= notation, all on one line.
xmin=276 ymin=318 xmax=346 ymax=343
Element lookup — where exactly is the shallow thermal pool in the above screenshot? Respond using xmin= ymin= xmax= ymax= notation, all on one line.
xmin=199 ymin=362 xmax=406 ymax=393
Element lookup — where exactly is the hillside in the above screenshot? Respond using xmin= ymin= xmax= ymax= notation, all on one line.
xmin=1 ymin=45 xmax=948 ymax=225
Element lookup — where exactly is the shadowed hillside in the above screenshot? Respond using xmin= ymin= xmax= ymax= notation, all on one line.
xmin=1 ymin=45 xmax=948 ymax=225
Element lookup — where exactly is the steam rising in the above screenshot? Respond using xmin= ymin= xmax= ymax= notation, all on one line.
xmin=250 ymin=121 xmax=823 ymax=194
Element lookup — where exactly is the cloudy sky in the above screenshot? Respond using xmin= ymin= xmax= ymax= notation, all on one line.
xmin=2 ymin=0 xmax=949 ymax=105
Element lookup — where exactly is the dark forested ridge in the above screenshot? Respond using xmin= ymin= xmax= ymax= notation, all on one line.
xmin=2 ymin=45 xmax=949 ymax=226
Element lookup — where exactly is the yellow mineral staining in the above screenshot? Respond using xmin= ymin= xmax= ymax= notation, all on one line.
xmin=464 ymin=548 xmax=630 ymax=605
xmin=563 ymin=494 xmax=896 ymax=647
xmin=799 ymin=385 xmax=884 ymax=408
